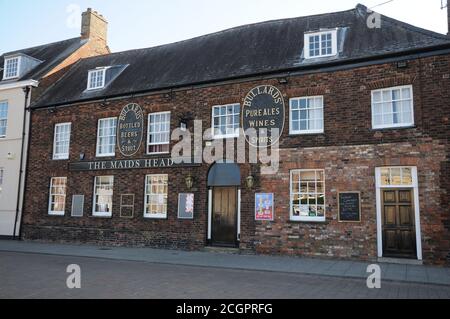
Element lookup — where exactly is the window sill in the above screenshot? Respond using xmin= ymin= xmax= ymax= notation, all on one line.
xmin=212 ymin=134 xmax=240 ymax=140
xmin=48 ymin=212 xmax=65 ymax=216
xmin=146 ymin=152 xmax=170 ymax=156
xmin=371 ymin=125 xmax=415 ymax=131
xmin=92 ymin=214 xmax=112 ymax=218
xmin=289 ymin=218 xmax=327 ymax=224
xmin=52 ymin=157 xmax=69 ymax=161
xmin=96 ymin=154 xmax=116 ymax=159
xmin=289 ymin=131 xmax=325 ymax=136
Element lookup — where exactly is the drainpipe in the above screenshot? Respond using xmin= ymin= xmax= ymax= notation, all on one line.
xmin=13 ymin=85 xmax=31 ymax=239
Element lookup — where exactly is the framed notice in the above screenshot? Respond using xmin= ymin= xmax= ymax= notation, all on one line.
xmin=178 ymin=193 xmax=195 ymax=219
xmin=120 ymin=194 xmax=135 ymax=218
xmin=338 ymin=192 xmax=361 ymax=222
xmin=255 ymin=193 xmax=274 ymax=221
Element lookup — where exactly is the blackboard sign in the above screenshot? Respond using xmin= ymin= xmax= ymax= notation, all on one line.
xmin=338 ymin=192 xmax=361 ymax=222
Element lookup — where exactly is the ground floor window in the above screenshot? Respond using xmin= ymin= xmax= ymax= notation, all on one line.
xmin=48 ymin=177 xmax=67 ymax=215
xmin=290 ymin=169 xmax=325 ymax=222
xmin=144 ymin=174 xmax=168 ymax=219
xmin=93 ymin=176 xmax=114 ymax=217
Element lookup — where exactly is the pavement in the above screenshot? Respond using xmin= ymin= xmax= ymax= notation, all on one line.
xmin=0 ymin=240 xmax=449 ymax=286
xmin=2 ymin=251 xmax=450 ymax=299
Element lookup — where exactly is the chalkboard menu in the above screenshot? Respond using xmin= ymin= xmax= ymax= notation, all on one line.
xmin=338 ymin=192 xmax=361 ymax=222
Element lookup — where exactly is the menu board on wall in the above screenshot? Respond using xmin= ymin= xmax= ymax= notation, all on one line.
xmin=178 ymin=193 xmax=195 ymax=219
xmin=338 ymin=192 xmax=361 ymax=222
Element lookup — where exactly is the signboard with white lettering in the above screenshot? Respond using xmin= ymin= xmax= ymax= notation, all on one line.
xmin=242 ymin=85 xmax=285 ymax=147
xmin=117 ymin=103 xmax=144 ymax=157
xmin=69 ymin=158 xmax=200 ymax=171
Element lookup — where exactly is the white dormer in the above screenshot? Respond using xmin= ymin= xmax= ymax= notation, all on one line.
xmin=3 ymin=56 xmax=20 ymax=80
xmin=2 ymin=53 xmax=42 ymax=81
xmin=87 ymin=67 xmax=108 ymax=90
xmin=304 ymin=29 xmax=338 ymax=60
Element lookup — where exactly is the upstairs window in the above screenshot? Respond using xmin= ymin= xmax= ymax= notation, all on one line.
xmin=304 ymin=30 xmax=337 ymax=59
xmin=3 ymin=57 xmax=20 ymax=80
xmin=290 ymin=96 xmax=324 ymax=134
xmin=87 ymin=68 xmax=106 ymax=90
xmin=0 ymin=101 xmax=8 ymax=137
xmin=212 ymin=104 xmax=240 ymax=139
xmin=96 ymin=118 xmax=117 ymax=157
xmin=53 ymin=123 xmax=71 ymax=160
xmin=371 ymin=85 xmax=414 ymax=129
xmin=147 ymin=112 xmax=171 ymax=154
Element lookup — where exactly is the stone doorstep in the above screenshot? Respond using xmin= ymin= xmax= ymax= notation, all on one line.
xmin=377 ymin=257 xmax=423 ymax=266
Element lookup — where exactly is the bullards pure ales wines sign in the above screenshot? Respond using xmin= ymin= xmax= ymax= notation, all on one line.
xmin=117 ymin=103 xmax=144 ymax=157
xmin=242 ymin=85 xmax=285 ymax=147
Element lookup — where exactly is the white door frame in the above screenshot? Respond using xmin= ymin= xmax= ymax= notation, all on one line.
xmin=375 ymin=167 xmax=422 ymax=260
xmin=207 ymin=188 xmax=241 ymax=242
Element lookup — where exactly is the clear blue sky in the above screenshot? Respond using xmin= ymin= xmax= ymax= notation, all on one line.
xmin=0 ymin=0 xmax=448 ymax=55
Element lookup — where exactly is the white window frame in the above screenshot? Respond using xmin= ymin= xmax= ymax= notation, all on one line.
xmin=96 ymin=117 xmax=117 ymax=157
xmin=52 ymin=123 xmax=71 ymax=160
xmin=371 ymin=85 xmax=414 ymax=129
xmin=3 ymin=56 xmax=21 ymax=80
xmin=87 ymin=68 xmax=107 ymax=90
xmin=290 ymin=169 xmax=326 ymax=222
xmin=144 ymin=174 xmax=168 ymax=219
xmin=92 ymin=176 xmax=114 ymax=217
xmin=304 ymin=30 xmax=338 ymax=59
xmin=0 ymin=101 xmax=8 ymax=138
xmin=289 ymin=96 xmax=324 ymax=135
xmin=147 ymin=111 xmax=171 ymax=155
xmin=211 ymin=103 xmax=240 ymax=139
xmin=48 ymin=177 xmax=67 ymax=216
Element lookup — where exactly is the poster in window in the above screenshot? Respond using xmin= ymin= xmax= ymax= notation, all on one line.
xmin=178 ymin=193 xmax=194 ymax=219
xmin=255 ymin=193 xmax=274 ymax=221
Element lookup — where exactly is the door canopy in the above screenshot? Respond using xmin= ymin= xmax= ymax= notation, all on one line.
xmin=207 ymin=161 xmax=241 ymax=187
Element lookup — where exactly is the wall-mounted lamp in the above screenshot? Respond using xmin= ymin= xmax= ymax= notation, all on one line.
xmin=79 ymin=153 xmax=85 ymax=161
xmin=185 ymin=174 xmax=194 ymax=190
xmin=246 ymin=175 xmax=255 ymax=189
xmin=278 ymin=77 xmax=289 ymax=85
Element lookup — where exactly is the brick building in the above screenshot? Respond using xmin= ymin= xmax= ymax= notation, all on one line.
xmin=22 ymin=5 xmax=450 ymax=265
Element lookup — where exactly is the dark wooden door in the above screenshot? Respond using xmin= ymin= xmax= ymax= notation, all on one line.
xmin=382 ymin=189 xmax=416 ymax=258
xmin=212 ymin=187 xmax=237 ymax=247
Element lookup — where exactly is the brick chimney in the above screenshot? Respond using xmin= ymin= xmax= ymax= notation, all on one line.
xmin=81 ymin=8 xmax=108 ymax=43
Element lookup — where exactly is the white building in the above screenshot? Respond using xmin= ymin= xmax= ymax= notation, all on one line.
xmin=0 ymin=8 xmax=109 ymax=238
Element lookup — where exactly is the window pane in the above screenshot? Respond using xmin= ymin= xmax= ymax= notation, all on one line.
xmin=144 ymin=175 xmax=168 ymax=218
xmin=97 ymin=118 xmax=117 ymax=156
xmin=49 ymin=177 xmax=67 ymax=214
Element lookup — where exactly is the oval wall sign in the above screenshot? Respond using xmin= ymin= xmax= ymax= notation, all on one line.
xmin=117 ymin=103 xmax=144 ymax=157
xmin=241 ymin=85 xmax=285 ymax=147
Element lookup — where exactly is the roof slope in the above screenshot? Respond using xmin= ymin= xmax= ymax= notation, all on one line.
xmin=0 ymin=37 xmax=87 ymax=81
xmin=33 ymin=4 xmax=450 ymax=108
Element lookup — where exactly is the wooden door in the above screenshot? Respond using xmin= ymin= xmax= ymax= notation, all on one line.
xmin=382 ymin=189 xmax=416 ymax=258
xmin=212 ymin=187 xmax=237 ymax=247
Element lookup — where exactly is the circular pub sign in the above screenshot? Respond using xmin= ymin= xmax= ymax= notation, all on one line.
xmin=241 ymin=85 xmax=285 ymax=147
xmin=117 ymin=103 xmax=144 ymax=157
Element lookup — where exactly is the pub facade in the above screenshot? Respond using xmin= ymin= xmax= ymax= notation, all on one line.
xmin=22 ymin=5 xmax=450 ymax=265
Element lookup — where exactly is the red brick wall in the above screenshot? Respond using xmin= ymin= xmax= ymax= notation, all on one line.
xmin=22 ymin=53 xmax=450 ymax=265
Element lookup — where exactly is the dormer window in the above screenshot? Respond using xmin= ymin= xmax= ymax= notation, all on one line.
xmin=304 ymin=30 xmax=338 ymax=59
xmin=87 ymin=68 xmax=107 ymax=90
xmin=3 ymin=57 xmax=20 ymax=80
